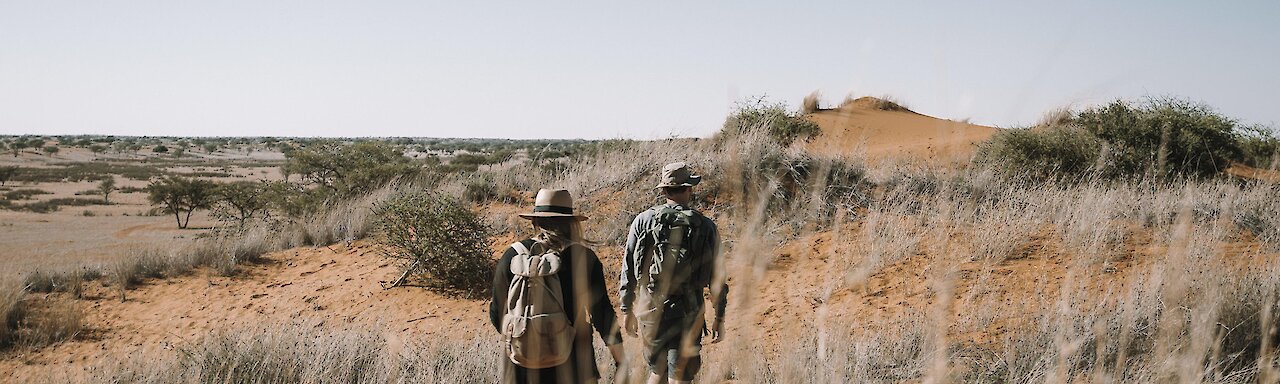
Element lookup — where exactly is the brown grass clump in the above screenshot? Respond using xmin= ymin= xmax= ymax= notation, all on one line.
xmin=86 ymin=325 xmax=500 ymax=383
xmin=12 ymin=297 xmax=82 ymax=349
xmin=0 ymin=275 xmax=25 ymax=347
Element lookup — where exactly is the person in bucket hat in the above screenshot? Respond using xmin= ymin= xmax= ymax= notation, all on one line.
xmin=621 ymin=163 xmax=728 ymax=384
xmin=491 ymin=189 xmax=624 ymax=383
xmin=654 ymin=162 xmax=702 ymax=189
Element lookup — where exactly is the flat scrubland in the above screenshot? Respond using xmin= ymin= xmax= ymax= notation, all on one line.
xmin=2 ymin=97 xmax=1280 ymax=383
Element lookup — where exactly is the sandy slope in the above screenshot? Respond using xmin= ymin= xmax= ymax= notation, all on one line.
xmin=801 ymin=97 xmax=998 ymax=162
xmin=0 ymin=240 xmax=494 ymax=380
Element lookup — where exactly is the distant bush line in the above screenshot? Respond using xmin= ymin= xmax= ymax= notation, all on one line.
xmin=977 ymin=97 xmax=1280 ymax=181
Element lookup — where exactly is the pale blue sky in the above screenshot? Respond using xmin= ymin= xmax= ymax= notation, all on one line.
xmin=1 ymin=1 xmax=1276 ymax=139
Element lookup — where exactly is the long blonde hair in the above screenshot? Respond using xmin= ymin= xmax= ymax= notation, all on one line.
xmin=531 ymin=217 xmax=589 ymax=252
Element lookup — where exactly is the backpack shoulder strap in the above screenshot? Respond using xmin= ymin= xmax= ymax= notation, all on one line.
xmin=510 ymin=241 xmax=530 ymax=256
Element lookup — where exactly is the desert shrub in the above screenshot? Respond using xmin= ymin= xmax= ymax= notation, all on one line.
xmin=373 ymin=191 xmax=493 ymax=297
xmin=1238 ymin=124 xmax=1280 ymax=170
xmin=871 ymin=95 xmax=911 ymax=112
xmin=975 ymin=126 xmax=1107 ymax=181
xmin=3 ymin=188 xmax=51 ymax=200
xmin=979 ymin=98 xmax=1248 ymax=180
xmin=1074 ymin=98 xmax=1243 ymax=178
xmin=461 ymin=174 xmax=500 ymax=203
xmin=9 ymin=162 xmax=162 ymax=182
xmin=721 ymin=97 xmax=822 ymax=146
xmin=9 ymin=197 xmax=106 ymax=213
xmin=152 ymin=145 xmax=168 ymax=153
xmin=0 ymin=166 xmax=16 ymax=185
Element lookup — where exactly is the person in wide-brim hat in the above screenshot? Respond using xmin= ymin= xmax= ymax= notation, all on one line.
xmin=493 ymin=188 xmax=623 ymax=383
xmin=518 ymin=188 xmax=589 ymax=221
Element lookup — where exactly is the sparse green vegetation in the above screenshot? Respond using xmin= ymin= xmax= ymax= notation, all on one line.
xmin=721 ymin=96 xmax=822 ymax=146
xmin=977 ymin=97 xmax=1254 ymax=180
xmin=2 ymin=188 xmax=48 ymax=201
xmin=284 ymin=141 xmax=418 ymax=197
xmin=1239 ymin=124 xmax=1280 ymax=170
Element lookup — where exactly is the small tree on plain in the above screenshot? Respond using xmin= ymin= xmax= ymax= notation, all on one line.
xmin=42 ymin=146 xmax=59 ymax=156
xmin=98 ymin=177 xmax=116 ymax=204
xmin=0 ymin=166 xmax=17 ymax=186
xmin=10 ymin=141 xmax=25 ymax=157
xmin=373 ymin=191 xmax=493 ymax=298
xmin=90 ymin=145 xmax=107 ymax=159
xmin=212 ymin=181 xmax=268 ymax=229
xmin=147 ymin=176 xmax=217 ymax=229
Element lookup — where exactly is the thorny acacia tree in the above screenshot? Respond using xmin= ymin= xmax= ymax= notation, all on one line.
xmin=212 ymin=181 xmax=270 ymax=229
xmin=147 ymin=176 xmax=217 ymax=229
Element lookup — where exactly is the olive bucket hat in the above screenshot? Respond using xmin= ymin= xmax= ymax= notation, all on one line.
xmin=518 ymin=189 xmax=589 ymax=221
xmin=655 ymin=162 xmax=702 ymax=189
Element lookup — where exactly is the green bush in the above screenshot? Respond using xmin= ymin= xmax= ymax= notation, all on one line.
xmin=977 ymin=98 xmax=1248 ymax=180
xmin=975 ymin=127 xmax=1107 ymax=181
xmin=373 ymin=192 xmax=493 ymax=298
xmin=1238 ymin=124 xmax=1280 ymax=169
xmin=721 ymin=97 xmax=822 ymax=146
xmin=1074 ymin=98 xmax=1242 ymax=178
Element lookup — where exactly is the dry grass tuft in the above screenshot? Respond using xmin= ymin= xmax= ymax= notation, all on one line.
xmin=802 ymin=90 xmax=822 ymax=114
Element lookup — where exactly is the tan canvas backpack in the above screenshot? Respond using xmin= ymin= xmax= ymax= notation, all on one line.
xmin=501 ymin=241 xmax=575 ymax=368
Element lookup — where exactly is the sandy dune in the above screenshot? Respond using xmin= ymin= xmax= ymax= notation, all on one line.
xmin=801 ymin=97 xmax=998 ymax=162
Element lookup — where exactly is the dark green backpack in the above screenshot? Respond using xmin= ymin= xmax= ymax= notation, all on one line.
xmin=640 ymin=204 xmax=700 ymax=294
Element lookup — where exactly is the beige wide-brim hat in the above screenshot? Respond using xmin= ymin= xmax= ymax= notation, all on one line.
xmin=518 ymin=189 xmax=589 ymax=221
xmin=654 ymin=162 xmax=703 ymax=189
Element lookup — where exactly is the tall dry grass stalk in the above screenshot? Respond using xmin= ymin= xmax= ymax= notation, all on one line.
xmin=0 ymin=274 xmax=25 ymax=347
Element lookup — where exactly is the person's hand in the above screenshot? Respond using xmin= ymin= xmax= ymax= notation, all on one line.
xmin=705 ymin=321 xmax=723 ymax=344
xmin=623 ymin=312 xmax=638 ymax=337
